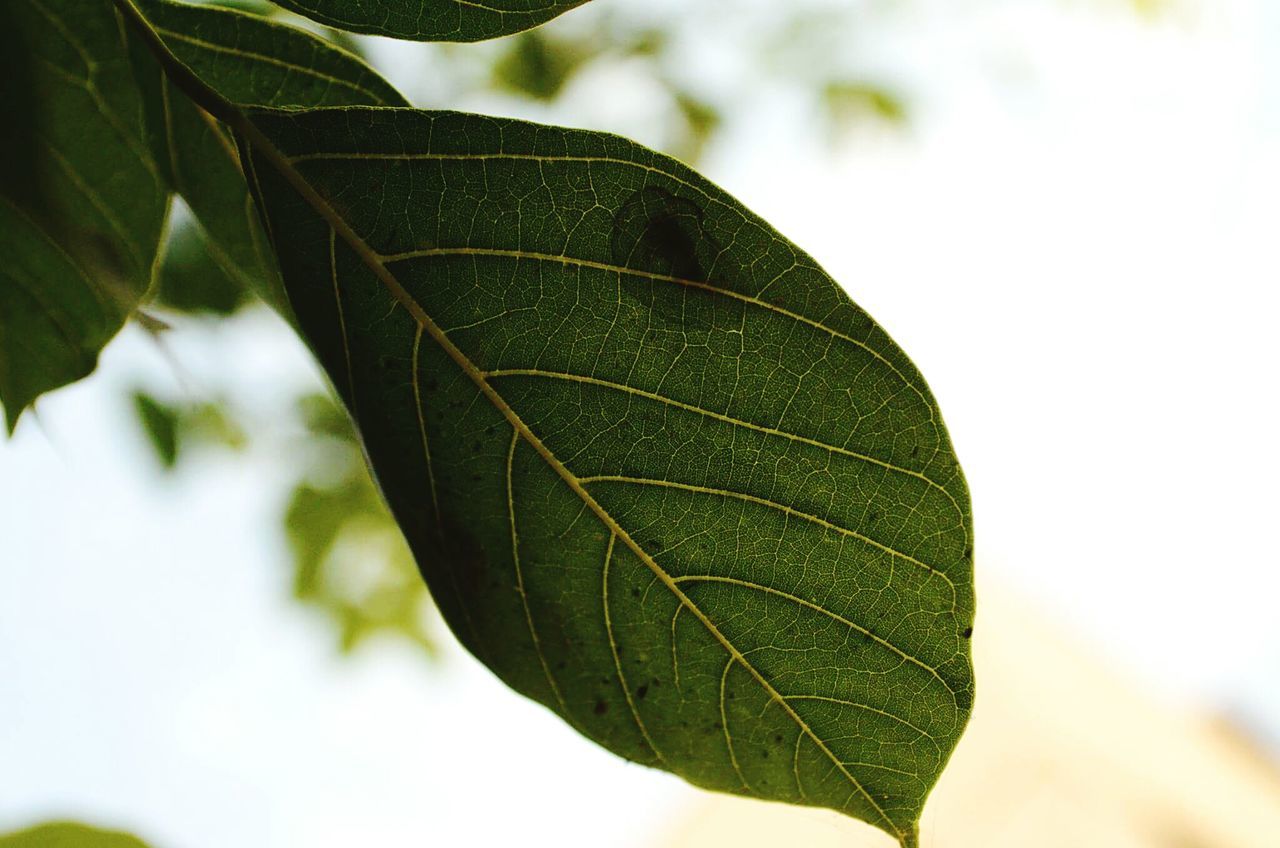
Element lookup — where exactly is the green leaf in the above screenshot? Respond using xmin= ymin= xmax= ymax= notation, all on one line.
xmin=0 ymin=0 xmax=170 ymax=428
xmin=136 ymin=0 xmax=410 ymax=312
xmin=491 ymin=30 xmax=593 ymax=101
xmin=823 ymin=81 xmax=908 ymax=127
xmin=286 ymin=391 xmax=436 ymax=655
xmin=115 ymin=0 xmax=973 ymax=836
xmin=269 ymin=0 xmax=592 ymax=42
xmin=139 ymin=0 xmax=406 ymax=109
xmin=132 ymin=388 xmax=180 ymax=467
xmin=0 ymin=199 xmax=122 ymax=432
xmin=0 ymin=822 xmax=151 ymax=848
xmin=236 ymin=106 xmax=974 ymax=843
xmin=0 ymin=0 xmax=404 ymax=426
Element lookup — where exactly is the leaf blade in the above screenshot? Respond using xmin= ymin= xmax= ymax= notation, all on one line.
xmin=270 ymin=0 xmax=592 ymax=42
xmin=237 ymin=105 xmax=974 ymax=840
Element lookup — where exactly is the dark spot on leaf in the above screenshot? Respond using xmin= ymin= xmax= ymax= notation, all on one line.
xmin=636 ymin=683 xmax=649 ymax=700
xmin=612 ymin=187 xmax=710 ymax=280
xmin=594 ymin=699 xmax=609 ymax=715
xmin=961 ymin=626 xmax=973 ymax=639
xmin=911 ymin=445 xmax=920 ymax=458
xmin=611 ymin=188 xmax=722 ymax=333
xmin=630 ymin=587 xmax=640 ymax=598
xmin=774 ymin=734 xmax=783 ymax=743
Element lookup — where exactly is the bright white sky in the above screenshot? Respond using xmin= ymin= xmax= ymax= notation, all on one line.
xmin=3 ymin=1 xmax=1278 ymax=845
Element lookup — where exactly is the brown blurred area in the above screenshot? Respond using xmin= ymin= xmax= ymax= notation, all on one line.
xmin=659 ymin=574 xmax=1280 ymax=848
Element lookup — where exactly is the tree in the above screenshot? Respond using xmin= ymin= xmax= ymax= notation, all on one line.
xmin=1 ymin=1 xmax=978 ymax=844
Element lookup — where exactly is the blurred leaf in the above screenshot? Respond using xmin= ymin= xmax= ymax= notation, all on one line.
xmin=492 ymin=31 xmax=593 ymax=101
xmin=0 ymin=822 xmax=152 ymax=848
xmin=670 ymin=91 xmax=722 ymax=163
xmin=179 ymin=399 xmax=248 ymax=452
xmin=298 ymin=391 xmax=358 ymax=440
xmin=620 ymin=27 xmax=668 ymax=58
xmin=239 ymin=104 xmax=973 ymax=843
xmin=155 ymin=220 xmax=250 ymax=316
xmin=270 ymin=0 xmax=592 ymax=42
xmin=133 ymin=390 xmax=179 ymax=468
xmin=824 ymin=81 xmax=908 ymax=127
xmin=131 ymin=383 xmax=249 ymax=470
xmin=286 ymin=393 xmax=435 ymax=654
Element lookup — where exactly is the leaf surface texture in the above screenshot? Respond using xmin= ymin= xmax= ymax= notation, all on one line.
xmin=270 ymin=0 xmax=592 ymax=42
xmin=239 ymin=106 xmax=975 ymax=841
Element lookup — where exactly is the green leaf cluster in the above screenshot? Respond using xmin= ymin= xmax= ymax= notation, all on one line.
xmin=1 ymin=0 xmax=975 ymax=843
xmin=0 ymin=0 xmax=404 ymax=429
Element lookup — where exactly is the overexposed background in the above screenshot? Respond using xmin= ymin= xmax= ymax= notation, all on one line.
xmin=3 ymin=0 xmax=1279 ymax=845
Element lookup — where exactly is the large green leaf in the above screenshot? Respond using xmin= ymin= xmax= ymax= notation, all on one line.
xmin=270 ymin=0 xmax=592 ymax=42
xmin=232 ymin=107 xmax=974 ymax=844
xmin=113 ymin=1 xmax=974 ymax=838
xmin=0 ymin=0 xmax=169 ymax=429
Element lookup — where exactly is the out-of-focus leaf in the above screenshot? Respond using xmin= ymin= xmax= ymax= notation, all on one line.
xmin=270 ymin=0 xmax=592 ymax=42
xmin=0 ymin=0 xmax=169 ymax=429
xmin=286 ymin=392 xmax=435 ymax=654
xmin=133 ymin=389 xmax=179 ymax=467
xmin=492 ymin=31 xmax=592 ymax=101
xmin=298 ymin=390 xmax=357 ymax=439
xmin=670 ymin=91 xmax=722 ymax=163
xmin=155 ymin=219 xmax=250 ymax=315
xmin=179 ymin=399 xmax=248 ymax=451
xmin=235 ymin=104 xmax=973 ymax=844
xmin=0 ymin=822 xmax=152 ymax=848
xmin=824 ymin=81 xmax=908 ymax=127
